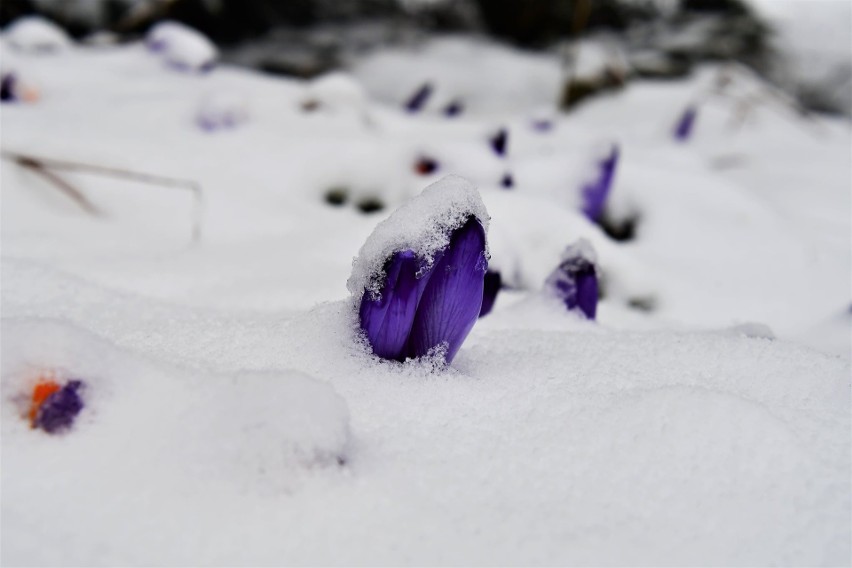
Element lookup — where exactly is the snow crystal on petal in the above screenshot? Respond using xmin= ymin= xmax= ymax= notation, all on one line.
xmin=347 ymin=174 xmax=490 ymax=302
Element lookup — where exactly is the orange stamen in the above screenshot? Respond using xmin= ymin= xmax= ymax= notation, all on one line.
xmin=29 ymin=380 xmax=61 ymax=425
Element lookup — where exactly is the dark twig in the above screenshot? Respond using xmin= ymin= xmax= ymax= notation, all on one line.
xmin=2 ymin=150 xmax=204 ymax=242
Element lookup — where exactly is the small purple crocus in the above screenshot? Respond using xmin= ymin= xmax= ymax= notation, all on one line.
xmin=478 ymin=269 xmax=502 ymax=317
xmin=674 ymin=105 xmax=698 ymax=142
xmin=404 ymin=82 xmax=433 ymax=113
xmin=580 ymin=144 xmax=619 ymax=222
xmin=545 ymin=240 xmax=598 ymax=319
xmin=358 ymin=216 xmax=487 ymax=364
xmin=500 ymin=172 xmax=514 ymax=189
xmin=35 ymin=380 xmax=84 ymax=434
xmin=444 ymin=99 xmax=463 ymax=117
xmin=1 ymin=72 xmax=17 ymax=102
xmin=490 ymin=128 xmax=508 ymax=157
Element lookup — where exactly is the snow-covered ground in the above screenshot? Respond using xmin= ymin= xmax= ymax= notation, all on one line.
xmin=1 ymin=25 xmax=850 ymax=566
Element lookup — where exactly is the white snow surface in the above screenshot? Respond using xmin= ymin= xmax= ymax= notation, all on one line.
xmin=1 ymin=34 xmax=850 ymax=566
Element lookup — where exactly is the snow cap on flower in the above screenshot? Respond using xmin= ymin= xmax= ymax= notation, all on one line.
xmin=349 ymin=175 xmax=490 ymax=364
xmin=674 ymin=105 xmax=698 ymax=142
xmin=5 ymin=16 xmax=71 ymax=53
xmin=404 ymin=82 xmax=433 ymax=113
xmin=545 ymin=239 xmax=599 ymax=319
xmin=147 ymin=21 xmax=218 ymax=73
xmin=580 ymin=143 xmax=619 ymax=222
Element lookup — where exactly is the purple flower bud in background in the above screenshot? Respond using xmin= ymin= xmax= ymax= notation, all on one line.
xmin=478 ymin=269 xmax=502 ymax=318
xmin=1 ymin=72 xmax=17 ymax=102
xmin=414 ymin=156 xmax=439 ymax=175
xmin=674 ymin=105 xmax=698 ymax=142
xmin=580 ymin=144 xmax=619 ymax=222
xmin=404 ymin=82 xmax=433 ymax=113
xmin=359 ymin=217 xmax=487 ymax=363
xmin=545 ymin=240 xmax=598 ymax=319
xmin=531 ymin=119 xmax=553 ymax=132
xmin=490 ymin=128 xmax=508 ymax=157
xmin=444 ymin=99 xmax=464 ymax=117
xmin=35 ymin=380 xmax=84 ymax=433
xmin=500 ymin=172 xmax=514 ymax=189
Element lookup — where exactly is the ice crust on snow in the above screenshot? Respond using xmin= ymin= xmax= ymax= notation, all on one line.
xmin=3 ymin=16 xmax=71 ymax=53
xmin=347 ymin=174 xmax=490 ymax=300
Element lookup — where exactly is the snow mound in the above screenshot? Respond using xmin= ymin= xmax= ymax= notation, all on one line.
xmin=3 ymin=16 xmax=71 ymax=53
xmin=147 ymin=21 xmax=217 ymax=72
xmin=347 ymin=174 xmax=490 ymax=299
xmin=2 ymin=318 xmax=351 ymax=484
xmin=303 ymin=71 xmax=367 ymax=114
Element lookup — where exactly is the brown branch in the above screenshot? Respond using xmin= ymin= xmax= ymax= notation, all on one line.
xmin=11 ymin=155 xmax=102 ymax=215
xmin=3 ymin=150 xmax=203 ymax=242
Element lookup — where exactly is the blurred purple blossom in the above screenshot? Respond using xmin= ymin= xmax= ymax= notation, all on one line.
xmin=545 ymin=240 xmax=598 ymax=319
xmin=674 ymin=105 xmax=698 ymax=142
xmin=35 ymin=380 xmax=84 ymax=434
xmin=580 ymin=144 xmax=619 ymax=222
xmin=404 ymin=82 xmax=433 ymax=113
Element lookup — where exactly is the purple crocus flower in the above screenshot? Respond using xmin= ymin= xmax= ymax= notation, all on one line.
xmin=490 ymin=128 xmax=508 ymax=157
xmin=404 ymin=82 xmax=433 ymax=113
xmin=674 ymin=105 xmax=698 ymax=142
xmin=34 ymin=380 xmax=84 ymax=433
xmin=478 ymin=269 xmax=502 ymax=317
xmin=444 ymin=99 xmax=463 ymax=117
xmin=580 ymin=144 xmax=619 ymax=222
xmin=359 ymin=217 xmax=487 ymax=363
xmin=500 ymin=172 xmax=514 ymax=189
xmin=545 ymin=240 xmax=598 ymax=319
xmin=1 ymin=73 xmax=17 ymax=102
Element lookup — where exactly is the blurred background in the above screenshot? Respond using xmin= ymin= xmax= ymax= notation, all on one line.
xmin=2 ymin=0 xmax=850 ymax=117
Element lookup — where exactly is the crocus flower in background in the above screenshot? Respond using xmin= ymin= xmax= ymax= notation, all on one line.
xmin=414 ymin=156 xmax=440 ymax=175
xmin=404 ymin=82 xmax=433 ymax=113
xmin=545 ymin=239 xmax=599 ymax=320
xmin=674 ymin=105 xmax=698 ymax=142
xmin=27 ymin=378 xmax=85 ymax=433
xmin=349 ymin=175 xmax=489 ymax=365
xmin=580 ymin=144 xmax=619 ymax=222
xmin=490 ymin=127 xmax=509 ymax=157
xmin=1 ymin=72 xmax=40 ymax=103
xmin=1 ymin=73 xmax=17 ymax=102
xmin=444 ymin=99 xmax=464 ymax=117
xmin=500 ymin=172 xmax=514 ymax=189
xmin=196 ymin=92 xmax=248 ymax=132
xmin=479 ymin=270 xmax=502 ymax=317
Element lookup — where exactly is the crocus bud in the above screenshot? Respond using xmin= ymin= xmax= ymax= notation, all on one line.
xmin=545 ymin=239 xmax=598 ymax=319
xmin=350 ymin=176 xmax=489 ymax=365
xmin=674 ymin=105 xmax=697 ymax=142
xmin=1 ymin=73 xmax=17 ymax=102
xmin=490 ymin=127 xmax=508 ymax=157
xmin=404 ymin=82 xmax=433 ymax=113
xmin=500 ymin=172 xmax=514 ymax=189
xmin=444 ymin=99 xmax=464 ymax=117
xmin=580 ymin=144 xmax=619 ymax=222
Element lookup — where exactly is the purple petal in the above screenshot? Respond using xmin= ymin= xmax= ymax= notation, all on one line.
xmin=500 ymin=172 xmax=514 ymax=189
xmin=444 ymin=100 xmax=463 ymax=117
xmin=674 ymin=105 xmax=697 ymax=142
xmin=1 ymin=73 xmax=17 ymax=102
xmin=35 ymin=380 xmax=84 ymax=433
xmin=408 ymin=217 xmax=487 ymax=363
xmin=359 ymin=250 xmax=433 ymax=361
xmin=580 ymin=144 xmax=619 ymax=222
xmin=478 ymin=269 xmax=502 ymax=317
xmin=490 ymin=128 xmax=508 ymax=157
xmin=404 ymin=82 xmax=433 ymax=113
xmin=546 ymin=252 xmax=598 ymax=320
